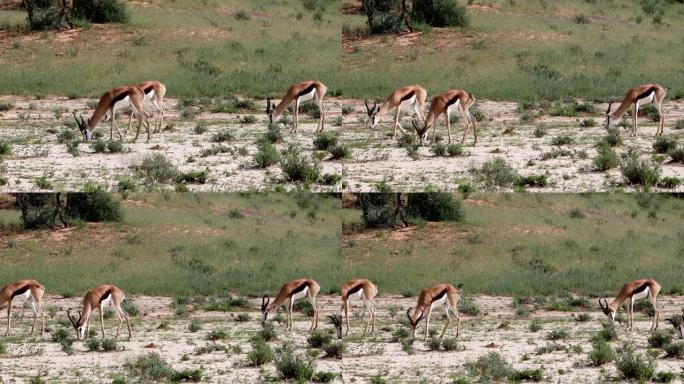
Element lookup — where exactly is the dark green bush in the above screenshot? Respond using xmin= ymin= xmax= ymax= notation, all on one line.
xmin=23 ymin=0 xmax=71 ymax=30
xmin=362 ymin=0 xmax=409 ymax=34
xmin=588 ymin=340 xmax=614 ymax=366
xmin=72 ymin=0 xmax=130 ymax=23
xmin=280 ymin=145 xmax=320 ymax=183
xmin=412 ymin=0 xmax=469 ymax=27
xmin=648 ymin=330 xmax=672 ymax=348
xmin=594 ymin=144 xmax=619 ymax=171
xmin=254 ymin=142 xmax=280 ymax=168
xmin=313 ymin=132 xmax=338 ymax=151
xmin=65 ymin=192 xmax=123 ymax=222
xmin=275 ymin=347 xmax=315 ymax=381
xmin=653 ymin=137 xmax=678 ymax=154
xmin=621 ymin=149 xmax=660 ymax=186
xmin=248 ymin=339 xmax=274 ymax=366
xmin=323 ymin=341 xmax=346 ymax=359
xmin=307 ymin=331 xmax=332 ymax=349
xmin=406 ymin=193 xmax=464 ymax=221
xmin=615 ymin=346 xmax=655 ymax=381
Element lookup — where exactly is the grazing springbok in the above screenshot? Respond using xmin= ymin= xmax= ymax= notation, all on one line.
xmin=108 ymin=80 xmax=166 ymax=135
xmin=266 ymin=80 xmax=327 ymax=133
xmin=341 ymin=278 xmax=377 ymax=336
xmin=412 ymin=89 xmax=477 ymax=145
xmin=407 ymin=283 xmax=462 ymax=340
xmin=67 ymin=284 xmax=132 ymax=340
xmin=0 ymin=279 xmax=45 ymax=336
xmin=599 ymin=278 xmax=661 ymax=331
xmin=261 ymin=278 xmax=321 ymax=331
xmin=74 ymin=85 xmax=150 ymax=142
xmin=605 ymin=83 xmax=667 ymax=136
xmin=365 ymin=85 xmax=427 ymax=139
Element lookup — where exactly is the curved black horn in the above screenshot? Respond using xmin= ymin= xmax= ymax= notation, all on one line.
xmin=665 ymin=317 xmax=677 ymax=326
xmin=412 ymin=120 xmax=420 ymax=133
xmin=261 ymin=295 xmax=269 ymax=310
xmin=373 ymin=101 xmax=378 ymax=113
xmin=605 ymin=102 xmax=613 ymax=115
xmin=364 ymin=99 xmax=371 ymax=114
xmin=66 ymin=309 xmax=78 ymax=328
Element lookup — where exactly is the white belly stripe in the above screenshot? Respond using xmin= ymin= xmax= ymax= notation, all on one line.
xmin=292 ymin=286 xmax=309 ymax=301
xmin=632 ymin=287 xmax=650 ymax=301
xmin=298 ymin=88 xmax=316 ymax=102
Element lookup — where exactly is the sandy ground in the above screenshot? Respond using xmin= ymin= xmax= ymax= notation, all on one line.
xmin=0 ymin=96 xmax=682 ymax=192
xmin=1 ymin=294 xmax=683 ymax=383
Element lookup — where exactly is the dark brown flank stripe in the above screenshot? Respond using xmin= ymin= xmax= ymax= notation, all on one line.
xmin=297 ymin=83 xmax=316 ymax=97
xmin=292 ymin=282 xmax=309 ymax=295
xmin=446 ymin=94 xmax=461 ymax=107
xmin=632 ymin=283 xmax=649 ymax=296
xmin=142 ymin=85 xmax=154 ymax=94
xmin=99 ymin=289 xmax=112 ymax=303
xmin=110 ymin=90 xmax=130 ymax=107
xmin=400 ymin=90 xmax=416 ymax=102
xmin=347 ymin=283 xmax=364 ymax=296
xmin=432 ymin=289 xmax=448 ymax=303
xmin=11 ymin=284 xmax=30 ymax=298
xmin=637 ymin=87 xmax=656 ymax=101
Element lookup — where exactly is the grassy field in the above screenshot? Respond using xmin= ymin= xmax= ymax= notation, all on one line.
xmin=0 ymin=192 xmax=342 ymax=296
xmin=342 ymin=193 xmax=684 ymax=296
xmin=0 ymin=0 xmax=341 ymax=98
xmin=342 ymin=0 xmax=684 ymax=100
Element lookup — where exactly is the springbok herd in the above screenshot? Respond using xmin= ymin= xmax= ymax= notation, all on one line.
xmin=72 ymin=80 xmax=669 ymax=145
xmin=3 ymin=277 xmax=683 ymax=343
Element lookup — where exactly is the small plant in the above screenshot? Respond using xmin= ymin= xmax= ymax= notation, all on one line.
xmin=193 ymin=123 xmax=208 ymax=134
xmin=313 ymin=371 xmax=338 ymax=383
xmin=431 ymin=142 xmax=447 ymax=156
xmin=397 ymin=133 xmax=415 ymax=148
xmin=207 ymin=329 xmax=228 ymax=341
xmin=515 ymin=174 xmax=548 ymax=188
xmin=254 ymin=142 xmax=280 ymax=168
xmin=57 ymin=129 xmax=77 ymax=143
xmin=594 ymin=144 xmax=619 ymax=171
xmin=615 ymin=345 xmax=655 ymax=381
xmin=648 ymin=330 xmax=672 ymax=348
xmin=664 ymin=342 xmax=684 ymax=358
xmin=446 ymin=143 xmax=464 ymax=156
xmin=579 ymin=118 xmax=596 ymax=127
xmin=529 ymin=319 xmax=542 ymax=332
xmin=275 ymin=346 xmax=315 ymax=381
xmin=106 ymin=140 xmax=124 ymax=153
xmin=328 ymin=145 xmax=351 ymax=160
xmin=472 ymin=158 xmax=519 ymax=189
xmin=653 ymin=137 xmax=678 ymax=154
xmin=621 ymin=148 xmax=661 ymax=186
xmin=313 ymin=132 xmax=338 ymax=151
xmin=212 ymin=130 xmax=235 ymax=143
xmin=546 ymin=329 xmax=568 ymax=340
xmin=125 ymin=352 xmax=173 ymax=380
xmin=86 ymin=338 xmax=101 ymax=351
xmin=101 ymin=338 xmax=118 ymax=352
xmin=653 ymin=371 xmax=676 ymax=383
xmin=235 ymin=313 xmax=251 ymax=322
xmin=176 ymin=170 xmax=208 ymax=184
xmin=593 ymin=321 xmax=618 ymax=342
xmin=258 ymin=322 xmax=277 ymax=342
xmin=534 ymin=126 xmax=547 ymax=138
xmin=0 ymin=101 xmax=14 ymax=111
xmin=0 ymin=340 xmax=6 ymax=354
xmin=323 ymin=341 xmax=346 ymax=359
xmin=674 ymin=119 xmax=684 ymax=130
xmin=601 ymin=126 xmax=623 ymax=147
xmin=132 ymin=154 xmax=178 ymax=185
xmin=427 ymin=336 xmax=442 ymax=351
xmin=400 ymin=337 xmax=415 ymax=355
xmin=248 ymin=338 xmax=274 ymax=366
xmin=575 ymin=14 xmax=590 ymax=24
xmin=405 ymin=143 xmax=420 ymax=160
xmin=307 ymin=331 xmax=332 ymax=349
xmin=575 ymin=313 xmax=591 ymax=322
xmin=459 ymin=296 xmax=480 ymax=316
xmin=65 ymin=139 xmax=80 ymax=157
xmin=189 ymin=321 xmax=202 ymax=333
xmin=659 ymin=176 xmax=681 ymax=188
xmin=669 ymin=148 xmax=684 ymax=163
xmin=465 ymin=352 xmax=511 ymax=381
xmin=240 ymin=115 xmax=257 ymax=124
xmin=264 ymin=123 xmax=283 ymax=143
xmin=280 ymin=145 xmax=320 ymax=184
xmin=441 ymin=337 xmax=459 ymax=351
xmin=588 ymin=339 xmax=614 ymax=366
xmin=90 ymin=139 xmax=107 ymax=153
xmin=551 ymin=135 xmax=574 ymax=146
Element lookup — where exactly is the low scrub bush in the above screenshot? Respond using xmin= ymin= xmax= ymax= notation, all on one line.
xmin=254 ymin=142 xmax=280 ymax=168
xmin=406 ymin=193 xmax=464 ymax=222
xmin=313 ymin=133 xmax=338 ymax=151
xmin=615 ymin=346 xmax=655 ymax=381
xmin=132 ymin=154 xmax=178 ymax=185
xmin=72 ymin=0 xmax=130 ymax=23
xmin=248 ymin=338 xmax=274 ymax=366
xmin=588 ymin=340 xmax=614 ymax=366
xmin=472 ymin=158 xmax=519 ymax=189
xmin=653 ymin=137 xmax=678 ymax=154
xmin=594 ymin=144 xmax=619 ymax=171
xmin=412 ymin=0 xmax=469 ymax=27
xmin=621 ymin=149 xmax=661 ymax=186
xmin=280 ymin=146 xmax=320 ymax=183
xmin=275 ymin=346 xmax=315 ymax=381
xmin=323 ymin=341 xmax=346 ymax=359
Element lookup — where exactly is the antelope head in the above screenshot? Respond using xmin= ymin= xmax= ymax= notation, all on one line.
xmin=266 ymin=98 xmax=275 ymax=123
xmin=72 ymin=112 xmax=92 ymax=141
xmin=598 ymin=297 xmax=615 ymax=322
xmin=327 ymin=314 xmax=343 ymax=339
xmin=67 ymin=309 xmax=86 ymax=340
xmin=406 ymin=308 xmax=425 ymax=338
xmin=604 ymin=102 xmax=615 ymax=128
xmin=665 ymin=316 xmax=684 ymax=339
xmin=261 ymin=295 xmax=271 ymax=323
xmin=365 ymin=100 xmax=379 ymax=129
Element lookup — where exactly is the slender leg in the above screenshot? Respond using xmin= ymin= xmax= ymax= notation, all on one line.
xmin=629 ymin=298 xmax=634 ymax=331
xmin=40 ymin=302 xmax=45 ymax=335
xmin=471 ymin=112 xmax=478 ymax=145
xmin=657 ymin=104 xmax=664 ymax=136
xmin=294 ymin=99 xmax=299 ymax=133
xmin=115 ymin=306 xmax=123 ymax=338
xmin=439 ymin=311 xmax=450 ymax=340
xmin=127 ymin=112 xmax=134 ymax=136
xmin=370 ymin=303 xmax=376 ymax=333
xmin=455 ymin=311 xmax=461 ymax=337
xmin=362 ymin=299 xmax=370 ymax=334
xmin=288 ymin=297 xmax=294 ymax=331
xmin=393 ymin=107 xmax=400 ymax=139
xmin=124 ymin=309 xmax=132 ymax=341
xmin=29 ymin=301 xmax=38 ymax=334
xmin=344 ymin=300 xmax=350 ymax=336
xmin=317 ymin=98 xmax=325 ymax=132
xmin=633 ymin=103 xmax=638 ymax=137
xmin=5 ymin=301 xmax=12 ymax=336
xmin=425 ymin=307 xmax=433 ymax=339
xmin=100 ymin=306 xmax=106 ymax=339
xmin=110 ymin=109 xmax=115 ymax=140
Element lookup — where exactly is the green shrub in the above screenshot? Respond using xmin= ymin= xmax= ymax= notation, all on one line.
xmin=170 ymin=369 xmax=202 ymax=382
xmin=427 ymin=337 xmax=442 ymax=351
xmin=602 ymin=126 xmax=623 ymax=147
xmin=412 ymin=0 xmax=469 ymax=27
xmin=248 ymin=339 xmax=274 ymax=366
xmin=441 ymin=338 xmax=459 ymax=351
xmin=649 ymin=331 xmax=673 ymax=348
xmin=65 ymin=192 xmax=122 ymax=222
xmin=431 ymin=142 xmax=447 ymax=156
xmin=132 ymin=154 xmax=178 ymax=184
xmin=188 ymin=321 xmax=202 ymax=333
xmin=275 ymin=347 xmax=315 ymax=381
xmin=313 ymin=132 xmax=338 ymax=150
xmin=72 ymin=0 xmax=130 ymax=23
xmin=546 ymin=329 xmax=568 ymax=340
xmin=212 ymin=130 xmax=235 ymax=143
xmin=86 ymin=338 xmax=101 ymax=351
xmin=320 ymin=173 xmax=341 ymax=185
xmin=466 ymin=352 xmax=511 ymax=381
xmin=323 ymin=341 xmax=346 ymax=359
xmin=240 ymin=115 xmax=257 ymax=124
xmin=551 ymin=135 xmax=574 ymax=146
xmin=615 ymin=346 xmax=655 ymax=381
xmin=653 ymin=137 xmax=678 ymax=154
xmin=254 ymin=142 xmax=280 ymax=168
xmin=313 ymin=371 xmax=337 ymax=383
xmin=193 ymin=123 xmax=208 ymax=134
xmin=307 ymin=331 xmax=332 ymax=349
xmin=664 ymin=342 xmax=684 ymax=358
xmin=588 ymin=340 xmax=614 ymax=366
xmin=65 ymin=140 xmax=80 ymax=157
xmin=106 ymin=140 xmax=124 ymax=153
xmin=23 ymin=1 xmax=71 ymax=30
xmin=446 ymin=143 xmax=464 ymax=156
xmin=125 ymin=352 xmax=173 ymax=381
xmin=473 ymin=158 xmax=519 ymax=189
xmin=57 ymin=129 xmax=77 ymax=143
xmin=101 ymin=338 xmax=118 ymax=352
xmin=574 ymin=14 xmax=590 ymax=24
xmin=509 ymin=368 xmax=544 ymax=382
xmin=458 ymin=296 xmax=480 ymax=316
xmin=280 ymin=146 xmax=320 ymax=183
xmin=669 ymin=148 xmax=684 ymax=163
xmin=659 ymin=176 xmax=680 ymax=188
xmin=90 ymin=139 xmax=106 ymax=153
xmin=534 ymin=126 xmax=547 ymax=138
xmin=264 ymin=123 xmax=283 ymax=144
xmin=594 ymin=144 xmax=619 ymax=171
xmin=257 ymin=322 xmax=277 ymax=342
xmin=593 ymin=321 xmax=618 ymax=342
xmin=175 ymin=170 xmax=208 ymax=184
xmin=674 ymin=119 xmax=684 ymax=130
xmin=529 ymin=319 xmax=542 ymax=332
xmin=328 ymin=145 xmax=351 ymax=160
xmin=576 ymin=313 xmax=591 ymax=322
xmin=621 ymin=149 xmax=661 ymax=186
xmin=397 ymin=133 xmax=415 ymax=148
xmin=515 ymin=174 xmax=548 ymax=188
xmin=579 ymin=118 xmax=595 ymax=127
xmin=406 ymin=193 xmax=464 ymax=222
xmin=207 ymin=330 xmax=228 ymax=341
xmin=653 ymin=371 xmax=676 ymax=383
xmin=0 ymin=101 xmax=14 ymax=111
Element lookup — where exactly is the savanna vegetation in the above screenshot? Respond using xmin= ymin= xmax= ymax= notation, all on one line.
xmin=0 ymin=192 xmax=341 ymax=296
xmin=342 ymin=0 xmax=684 ymax=100
xmin=342 ymin=193 xmax=684 ymax=295
xmin=0 ymin=0 xmax=341 ymax=97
